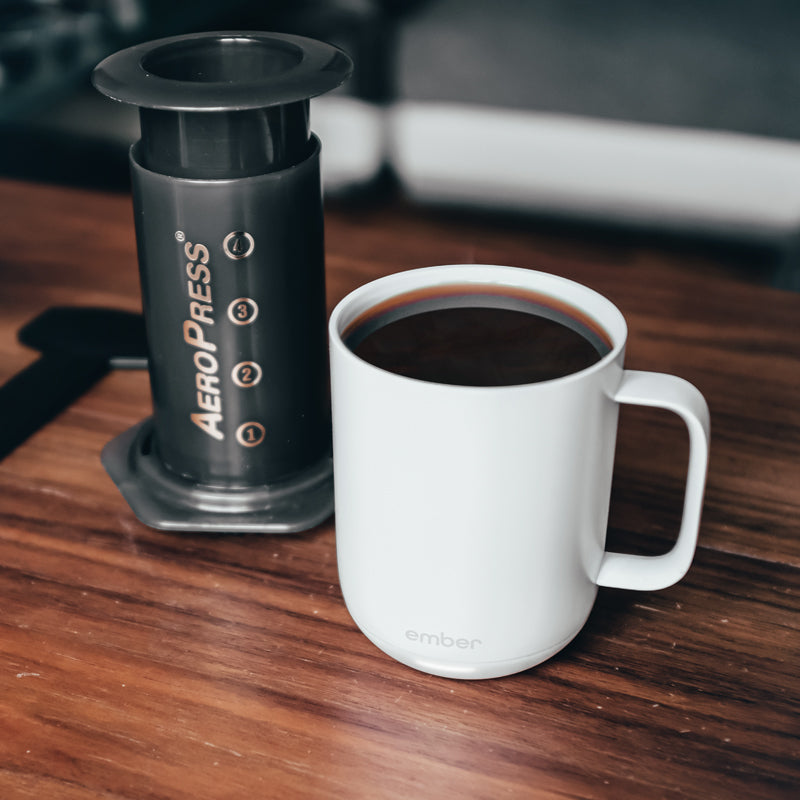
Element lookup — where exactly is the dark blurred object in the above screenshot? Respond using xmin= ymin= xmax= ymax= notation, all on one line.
xmin=0 ymin=0 xmax=144 ymax=119
xmin=0 ymin=0 xmax=147 ymax=187
xmin=0 ymin=0 xmax=262 ymax=188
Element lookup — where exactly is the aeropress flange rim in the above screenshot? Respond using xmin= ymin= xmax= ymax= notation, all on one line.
xmin=92 ymin=30 xmax=352 ymax=112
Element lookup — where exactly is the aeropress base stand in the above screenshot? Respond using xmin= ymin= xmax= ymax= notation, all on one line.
xmin=102 ymin=420 xmax=334 ymax=533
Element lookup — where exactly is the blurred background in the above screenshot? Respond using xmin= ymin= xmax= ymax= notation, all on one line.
xmin=2 ymin=0 xmax=799 ymax=288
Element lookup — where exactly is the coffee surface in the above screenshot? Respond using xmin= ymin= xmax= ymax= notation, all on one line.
xmin=349 ymin=305 xmax=606 ymax=386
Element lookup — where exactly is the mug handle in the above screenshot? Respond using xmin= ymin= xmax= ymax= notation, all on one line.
xmin=596 ymin=370 xmax=711 ymax=591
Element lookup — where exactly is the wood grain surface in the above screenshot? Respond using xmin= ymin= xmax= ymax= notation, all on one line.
xmin=0 ymin=179 xmax=798 ymax=799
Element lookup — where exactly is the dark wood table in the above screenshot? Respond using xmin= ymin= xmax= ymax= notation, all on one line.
xmin=0 ymin=178 xmax=797 ymax=799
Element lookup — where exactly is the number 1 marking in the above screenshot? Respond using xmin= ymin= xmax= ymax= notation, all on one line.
xmin=235 ymin=422 xmax=265 ymax=448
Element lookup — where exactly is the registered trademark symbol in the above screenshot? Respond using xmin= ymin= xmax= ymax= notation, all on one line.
xmin=175 ymin=230 xmax=185 ymax=242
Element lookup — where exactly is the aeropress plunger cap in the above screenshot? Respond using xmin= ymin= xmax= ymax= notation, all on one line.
xmin=94 ymin=33 xmax=352 ymax=532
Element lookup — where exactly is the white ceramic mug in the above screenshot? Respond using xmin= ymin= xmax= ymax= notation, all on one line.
xmin=329 ymin=265 xmax=710 ymax=679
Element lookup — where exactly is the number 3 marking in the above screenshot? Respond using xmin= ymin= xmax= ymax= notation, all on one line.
xmin=227 ymin=297 xmax=258 ymax=325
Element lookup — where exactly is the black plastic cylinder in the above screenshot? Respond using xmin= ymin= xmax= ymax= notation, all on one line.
xmin=131 ymin=137 xmax=329 ymax=487
xmin=93 ymin=32 xmax=352 ymax=526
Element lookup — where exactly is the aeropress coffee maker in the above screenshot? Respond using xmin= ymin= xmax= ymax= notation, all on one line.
xmin=93 ymin=32 xmax=352 ymax=532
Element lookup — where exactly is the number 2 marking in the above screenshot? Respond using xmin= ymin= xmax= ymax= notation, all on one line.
xmin=232 ymin=361 xmax=262 ymax=388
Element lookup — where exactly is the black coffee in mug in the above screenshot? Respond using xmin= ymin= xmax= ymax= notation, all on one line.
xmin=344 ymin=283 xmax=613 ymax=386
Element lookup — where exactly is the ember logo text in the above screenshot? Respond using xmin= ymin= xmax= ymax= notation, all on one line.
xmin=405 ymin=630 xmax=482 ymax=649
